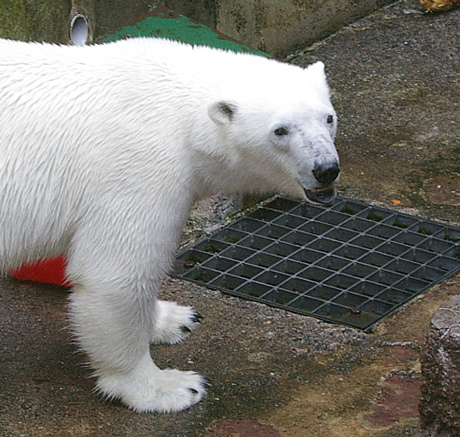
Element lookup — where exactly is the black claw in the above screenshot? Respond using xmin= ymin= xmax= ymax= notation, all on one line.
xmin=189 ymin=388 xmax=199 ymax=395
xmin=202 ymin=377 xmax=212 ymax=388
xmin=191 ymin=312 xmax=204 ymax=323
xmin=181 ymin=325 xmax=192 ymax=334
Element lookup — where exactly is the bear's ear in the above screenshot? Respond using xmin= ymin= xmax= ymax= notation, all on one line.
xmin=305 ymin=61 xmax=330 ymax=95
xmin=305 ymin=61 xmax=325 ymax=75
xmin=305 ymin=62 xmax=328 ymax=84
xmin=208 ymin=101 xmax=237 ymax=125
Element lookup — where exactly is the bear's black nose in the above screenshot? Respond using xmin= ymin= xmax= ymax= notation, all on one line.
xmin=312 ymin=161 xmax=340 ymax=185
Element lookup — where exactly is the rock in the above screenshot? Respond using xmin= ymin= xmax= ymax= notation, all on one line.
xmin=419 ymin=0 xmax=460 ymax=13
xmin=419 ymin=295 xmax=460 ymax=436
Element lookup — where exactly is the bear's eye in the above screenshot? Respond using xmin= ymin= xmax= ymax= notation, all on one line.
xmin=327 ymin=115 xmax=334 ymax=124
xmin=274 ymin=127 xmax=289 ymax=136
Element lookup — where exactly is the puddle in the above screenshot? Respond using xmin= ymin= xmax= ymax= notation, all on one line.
xmin=424 ymin=174 xmax=460 ymax=206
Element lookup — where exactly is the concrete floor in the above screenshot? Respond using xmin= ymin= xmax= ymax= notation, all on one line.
xmin=1 ymin=0 xmax=460 ymax=435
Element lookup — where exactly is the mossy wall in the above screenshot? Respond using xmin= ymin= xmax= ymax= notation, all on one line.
xmin=0 ymin=0 xmax=71 ymax=42
xmin=0 ymin=0 xmax=152 ymax=44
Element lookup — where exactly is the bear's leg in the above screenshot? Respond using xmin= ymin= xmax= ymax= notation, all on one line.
xmin=68 ymin=284 xmax=208 ymax=413
xmin=150 ymin=300 xmax=202 ymax=345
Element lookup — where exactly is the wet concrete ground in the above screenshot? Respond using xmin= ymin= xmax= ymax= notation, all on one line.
xmin=1 ymin=0 xmax=460 ymax=435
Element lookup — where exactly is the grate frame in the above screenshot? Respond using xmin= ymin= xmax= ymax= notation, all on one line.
xmin=172 ymin=197 xmax=460 ymax=330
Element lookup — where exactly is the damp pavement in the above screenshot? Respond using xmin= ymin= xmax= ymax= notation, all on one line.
xmin=1 ymin=1 xmax=460 ymax=435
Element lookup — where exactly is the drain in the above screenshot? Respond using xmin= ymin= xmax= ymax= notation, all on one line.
xmin=70 ymin=14 xmax=89 ymax=46
xmin=173 ymin=197 xmax=460 ymax=330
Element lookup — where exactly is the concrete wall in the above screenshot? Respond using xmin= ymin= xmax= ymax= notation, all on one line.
xmin=164 ymin=0 xmax=395 ymax=57
xmin=0 ymin=0 xmax=71 ymax=42
xmin=1 ymin=1 xmax=395 ymax=56
xmin=0 ymin=0 xmax=152 ymax=44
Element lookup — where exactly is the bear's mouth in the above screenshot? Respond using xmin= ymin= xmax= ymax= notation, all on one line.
xmin=304 ymin=185 xmax=337 ymax=204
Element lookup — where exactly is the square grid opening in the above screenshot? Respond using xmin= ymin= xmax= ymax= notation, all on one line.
xmin=173 ymin=197 xmax=460 ymax=330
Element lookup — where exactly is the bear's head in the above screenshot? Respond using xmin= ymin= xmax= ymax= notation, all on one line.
xmin=204 ymin=59 xmax=339 ymax=205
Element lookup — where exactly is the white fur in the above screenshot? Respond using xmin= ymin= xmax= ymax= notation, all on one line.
xmin=0 ymin=38 xmax=339 ymax=412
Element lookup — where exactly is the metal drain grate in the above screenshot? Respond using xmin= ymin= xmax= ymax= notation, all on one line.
xmin=173 ymin=197 xmax=460 ymax=330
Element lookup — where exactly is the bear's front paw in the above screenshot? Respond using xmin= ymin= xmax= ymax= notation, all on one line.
xmin=96 ymin=357 xmax=210 ymax=413
xmin=151 ymin=300 xmax=202 ymax=345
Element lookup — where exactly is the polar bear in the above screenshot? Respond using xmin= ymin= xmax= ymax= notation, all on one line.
xmin=0 ymin=37 xmax=339 ymax=413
